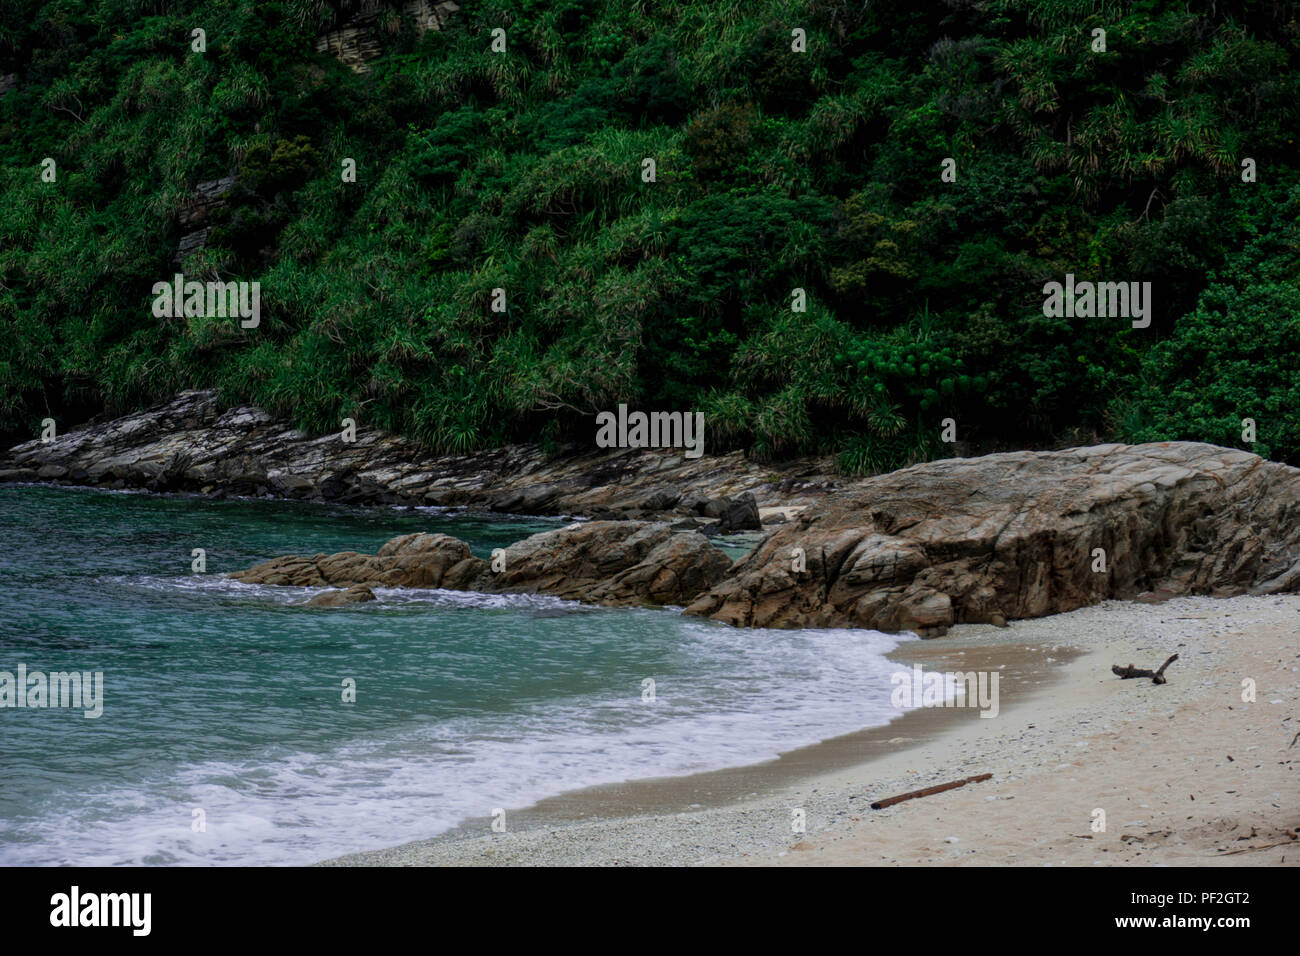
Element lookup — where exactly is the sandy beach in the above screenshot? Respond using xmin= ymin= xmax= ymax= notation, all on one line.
xmin=321 ymin=594 xmax=1300 ymax=866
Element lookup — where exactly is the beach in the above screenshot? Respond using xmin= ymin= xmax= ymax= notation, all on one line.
xmin=321 ymin=594 xmax=1300 ymax=866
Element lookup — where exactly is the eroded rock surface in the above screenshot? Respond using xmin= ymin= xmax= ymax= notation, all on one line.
xmin=303 ymin=584 xmax=377 ymax=607
xmin=11 ymin=391 xmax=1300 ymax=636
xmin=683 ymin=442 xmax=1300 ymax=635
xmin=0 ymin=390 xmax=836 ymax=523
xmin=232 ymin=521 xmax=733 ymax=610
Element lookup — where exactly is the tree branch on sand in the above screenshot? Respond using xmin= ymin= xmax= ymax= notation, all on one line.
xmin=1111 ymin=654 xmax=1179 ymax=684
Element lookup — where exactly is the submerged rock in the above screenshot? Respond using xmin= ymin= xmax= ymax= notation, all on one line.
xmin=304 ymin=584 xmax=377 ymax=607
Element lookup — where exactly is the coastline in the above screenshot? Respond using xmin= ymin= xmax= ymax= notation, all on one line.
xmin=319 ymin=594 xmax=1300 ymax=866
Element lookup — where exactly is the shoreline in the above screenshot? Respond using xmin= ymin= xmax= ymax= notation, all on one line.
xmin=320 ymin=631 xmax=1075 ymax=860
xmin=4 ymin=477 xmax=1296 ymax=865
xmin=0 ymin=389 xmax=842 ymax=521
xmin=319 ymin=594 xmax=1300 ymax=866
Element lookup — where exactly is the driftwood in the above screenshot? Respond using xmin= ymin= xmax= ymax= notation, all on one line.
xmin=870 ymin=773 xmax=992 ymax=810
xmin=1216 ymin=840 xmax=1296 ymax=856
xmin=1111 ymin=654 xmax=1179 ymax=684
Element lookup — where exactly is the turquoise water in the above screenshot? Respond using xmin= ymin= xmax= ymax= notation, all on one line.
xmin=0 ymin=485 xmax=913 ymax=865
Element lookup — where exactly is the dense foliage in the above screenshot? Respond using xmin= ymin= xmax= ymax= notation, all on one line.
xmin=2 ymin=0 xmax=1298 ymax=471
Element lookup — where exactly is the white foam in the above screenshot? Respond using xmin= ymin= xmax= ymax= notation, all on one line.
xmin=0 ymin=619 xmax=917 ymax=866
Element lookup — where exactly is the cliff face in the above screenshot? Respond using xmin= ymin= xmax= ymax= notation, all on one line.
xmin=683 ymin=443 xmax=1300 ymax=634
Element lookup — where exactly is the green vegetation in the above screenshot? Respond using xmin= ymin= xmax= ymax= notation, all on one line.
xmin=2 ymin=0 xmax=1298 ymax=471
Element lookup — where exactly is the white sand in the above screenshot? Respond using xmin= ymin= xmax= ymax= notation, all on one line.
xmin=320 ymin=595 xmax=1300 ymax=866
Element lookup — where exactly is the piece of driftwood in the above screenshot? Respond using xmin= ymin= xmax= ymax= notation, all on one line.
xmin=1216 ymin=839 xmax=1296 ymax=856
xmin=1111 ymin=653 xmax=1179 ymax=684
xmin=869 ymin=773 xmax=992 ymax=810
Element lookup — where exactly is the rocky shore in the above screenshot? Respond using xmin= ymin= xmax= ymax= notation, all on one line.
xmin=7 ymin=392 xmax=1300 ymax=635
xmin=232 ymin=521 xmax=734 ymax=609
xmin=0 ymin=389 xmax=829 ymax=527
xmin=684 ymin=441 xmax=1300 ymax=635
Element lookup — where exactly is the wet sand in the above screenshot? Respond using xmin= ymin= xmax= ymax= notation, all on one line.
xmin=321 ymin=622 xmax=1087 ymax=863
xmin=322 ymin=595 xmax=1300 ymax=866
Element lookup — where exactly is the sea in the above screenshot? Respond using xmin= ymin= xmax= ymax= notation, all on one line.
xmin=0 ymin=484 xmax=916 ymax=865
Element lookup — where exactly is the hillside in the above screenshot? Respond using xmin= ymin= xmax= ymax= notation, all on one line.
xmin=2 ymin=0 xmax=1299 ymax=470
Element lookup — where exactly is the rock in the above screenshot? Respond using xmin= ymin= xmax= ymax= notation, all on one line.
xmin=2 ymin=390 xmax=832 ymax=517
xmin=316 ymin=1 xmax=460 ymax=73
xmin=176 ymin=176 xmax=236 ymax=262
xmin=626 ymin=488 xmax=682 ymax=512
xmin=583 ymin=532 xmax=734 ymax=607
xmin=716 ymin=492 xmax=761 ymax=532
xmin=232 ymin=520 xmax=732 ymax=611
xmin=678 ymin=495 xmax=711 ymax=515
xmin=684 ymin=442 xmax=1300 ymax=634
xmin=233 ymin=533 xmax=488 ymax=590
xmin=488 ymin=521 xmax=691 ymax=601
xmin=896 ymin=588 xmax=954 ymax=638
xmin=19 ymin=393 xmax=1300 ymax=638
xmin=304 ymin=585 xmax=376 ymax=607
xmin=489 ymin=483 xmax=562 ymax=513
xmin=683 ymin=493 xmax=761 ymax=532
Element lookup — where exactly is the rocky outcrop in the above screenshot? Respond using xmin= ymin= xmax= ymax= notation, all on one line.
xmin=232 ymin=521 xmax=734 ymax=610
xmin=698 ymin=491 xmax=762 ymax=534
xmin=0 ymin=390 xmax=837 ymax=524
xmin=176 ymin=176 xmax=235 ymax=262
xmin=683 ymin=442 xmax=1300 ymax=635
xmin=11 ymin=391 xmax=1300 ymax=636
xmin=583 ymin=533 xmax=736 ymax=607
xmin=315 ymin=0 xmax=460 ymax=73
xmin=235 ymin=532 xmax=487 ymax=590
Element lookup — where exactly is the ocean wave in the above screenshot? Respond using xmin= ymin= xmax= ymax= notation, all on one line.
xmin=0 ymin=619 xmax=917 ymax=866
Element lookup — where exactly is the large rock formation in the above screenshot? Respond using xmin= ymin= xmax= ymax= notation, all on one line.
xmin=232 ymin=521 xmax=734 ymax=610
xmin=10 ymin=390 xmax=1300 ymax=635
xmin=0 ymin=390 xmax=836 ymax=523
xmin=683 ymin=442 xmax=1300 ymax=635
